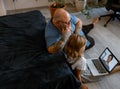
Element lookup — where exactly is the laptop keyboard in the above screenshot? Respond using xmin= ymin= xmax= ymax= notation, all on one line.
xmin=92 ymin=59 xmax=107 ymax=73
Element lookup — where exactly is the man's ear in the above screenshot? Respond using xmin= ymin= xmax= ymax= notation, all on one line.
xmin=53 ymin=20 xmax=58 ymax=26
xmin=55 ymin=21 xmax=60 ymax=28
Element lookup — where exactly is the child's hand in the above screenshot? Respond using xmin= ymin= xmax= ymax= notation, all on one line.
xmin=81 ymin=84 xmax=88 ymax=89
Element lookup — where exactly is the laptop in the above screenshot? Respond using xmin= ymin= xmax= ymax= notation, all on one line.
xmin=87 ymin=47 xmax=119 ymax=76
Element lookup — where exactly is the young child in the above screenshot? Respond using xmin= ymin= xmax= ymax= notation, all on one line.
xmin=64 ymin=34 xmax=88 ymax=89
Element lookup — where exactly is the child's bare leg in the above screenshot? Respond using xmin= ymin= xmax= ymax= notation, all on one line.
xmin=111 ymin=60 xmax=120 ymax=73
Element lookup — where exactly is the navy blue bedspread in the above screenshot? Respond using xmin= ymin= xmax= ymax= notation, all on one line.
xmin=0 ymin=10 xmax=81 ymax=89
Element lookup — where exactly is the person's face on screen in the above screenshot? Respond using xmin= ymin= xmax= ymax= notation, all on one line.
xmin=106 ymin=55 xmax=113 ymax=63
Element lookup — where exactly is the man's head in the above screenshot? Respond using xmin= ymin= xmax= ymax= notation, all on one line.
xmin=52 ymin=9 xmax=71 ymax=30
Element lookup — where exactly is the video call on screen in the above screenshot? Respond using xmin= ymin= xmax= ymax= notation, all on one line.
xmin=100 ymin=48 xmax=118 ymax=71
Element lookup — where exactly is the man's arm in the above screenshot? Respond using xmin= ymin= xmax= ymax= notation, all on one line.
xmin=48 ymin=39 xmax=65 ymax=54
xmin=48 ymin=29 xmax=71 ymax=54
xmin=74 ymin=18 xmax=83 ymax=34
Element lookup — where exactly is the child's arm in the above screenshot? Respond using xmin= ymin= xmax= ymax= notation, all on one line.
xmin=81 ymin=84 xmax=88 ymax=89
xmin=75 ymin=69 xmax=88 ymax=89
xmin=75 ymin=68 xmax=82 ymax=81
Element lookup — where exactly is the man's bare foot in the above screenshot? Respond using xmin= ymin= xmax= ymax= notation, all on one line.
xmin=92 ymin=18 xmax=99 ymax=26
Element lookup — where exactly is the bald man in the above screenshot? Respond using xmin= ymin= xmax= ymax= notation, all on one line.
xmin=45 ymin=9 xmax=98 ymax=54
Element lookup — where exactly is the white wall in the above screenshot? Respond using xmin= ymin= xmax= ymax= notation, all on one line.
xmin=0 ymin=0 xmax=6 ymax=16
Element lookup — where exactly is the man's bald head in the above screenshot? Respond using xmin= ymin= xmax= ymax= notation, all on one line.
xmin=53 ymin=9 xmax=70 ymax=22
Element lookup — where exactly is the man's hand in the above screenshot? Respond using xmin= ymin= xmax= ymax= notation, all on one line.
xmin=47 ymin=27 xmax=71 ymax=54
xmin=61 ymin=27 xmax=72 ymax=42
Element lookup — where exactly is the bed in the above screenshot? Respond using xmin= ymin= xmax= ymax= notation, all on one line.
xmin=0 ymin=10 xmax=81 ymax=89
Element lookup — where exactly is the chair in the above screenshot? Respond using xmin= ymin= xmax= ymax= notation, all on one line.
xmin=99 ymin=0 xmax=120 ymax=27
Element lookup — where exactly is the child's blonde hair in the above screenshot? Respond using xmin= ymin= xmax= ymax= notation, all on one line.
xmin=65 ymin=34 xmax=86 ymax=59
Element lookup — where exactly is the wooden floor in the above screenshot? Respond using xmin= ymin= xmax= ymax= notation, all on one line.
xmin=7 ymin=5 xmax=120 ymax=89
xmin=78 ymin=8 xmax=120 ymax=89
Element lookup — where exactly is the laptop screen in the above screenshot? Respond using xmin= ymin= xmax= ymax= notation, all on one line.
xmin=99 ymin=47 xmax=119 ymax=72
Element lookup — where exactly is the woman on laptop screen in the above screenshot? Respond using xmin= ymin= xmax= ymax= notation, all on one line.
xmin=100 ymin=48 xmax=120 ymax=73
xmin=102 ymin=54 xmax=113 ymax=71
